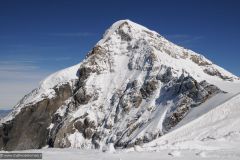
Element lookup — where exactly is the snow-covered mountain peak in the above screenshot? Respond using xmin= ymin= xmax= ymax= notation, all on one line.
xmin=1 ymin=20 xmax=240 ymax=151
xmin=95 ymin=19 xmax=238 ymax=83
xmin=5 ymin=20 xmax=237 ymax=122
xmin=101 ymin=20 xmax=161 ymax=43
xmin=98 ymin=19 xmax=160 ymax=44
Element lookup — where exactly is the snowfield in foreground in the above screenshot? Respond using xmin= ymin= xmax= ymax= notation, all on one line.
xmin=0 ymin=147 xmax=240 ymax=160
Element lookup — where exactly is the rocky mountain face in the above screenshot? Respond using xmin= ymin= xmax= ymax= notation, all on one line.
xmin=0 ymin=20 xmax=238 ymax=151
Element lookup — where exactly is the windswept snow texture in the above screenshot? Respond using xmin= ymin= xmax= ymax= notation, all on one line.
xmin=0 ymin=19 xmax=240 ymax=152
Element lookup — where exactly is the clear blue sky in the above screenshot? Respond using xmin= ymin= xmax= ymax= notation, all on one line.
xmin=0 ymin=0 xmax=240 ymax=108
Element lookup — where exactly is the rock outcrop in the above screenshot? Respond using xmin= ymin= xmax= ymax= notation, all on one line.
xmin=0 ymin=83 xmax=73 ymax=150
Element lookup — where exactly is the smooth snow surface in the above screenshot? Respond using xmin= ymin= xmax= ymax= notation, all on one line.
xmin=1 ymin=148 xmax=240 ymax=160
xmin=40 ymin=63 xmax=80 ymax=90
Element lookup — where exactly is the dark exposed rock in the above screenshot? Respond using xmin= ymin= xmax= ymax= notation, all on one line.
xmin=74 ymin=88 xmax=92 ymax=105
xmin=162 ymin=75 xmax=223 ymax=131
xmin=116 ymin=80 xmax=143 ymax=113
xmin=163 ymin=98 xmax=191 ymax=131
xmin=52 ymin=113 xmax=63 ymax=124
xmin=53 ymin=119 xmax=75 ymax=148
xmin=84 ymin=117 xmax=96 ymax=129
xmin=190 ymin=55 xmax=211 ymax=66
xmin=118 ymin=30 xmax=132 ymax=41
xmin=92 ymin=132 xmax=101 ymax=149
xmin=132 ymin=96 xmax=142 ymax=108
xmin=77 ymin=67 xmax=92 ymax=87
xmin=84 ymin=128 xmax=94 ymax=139
xmin=74 ymin=120 xmax=84 ymax=133
xmin=204 ymin=67 xmax=233 ymax=81
xmin=0 ymin=83 xmax=73 ymax=151
xmin=117 ymin=22 xmax=132 ymax=41
xmin=200 ymin=80 xmax=225 ymax=94
xmin=87 ymin=45 xmax=106 ymax=58
xmin=140 ymin=80 xmax=158 ymax=99
xmin=128 ymin=62 xmax=134 ymax=70
xmin=110 ymin=93 xmax=120 ymax=106
xmin=156 ymin=67 xmax=173 ymax=83
xmin=126 ymin=80 xmax=138 ymax=90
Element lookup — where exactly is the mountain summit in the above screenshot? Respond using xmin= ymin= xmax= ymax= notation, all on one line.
xmin=0 ymin=20 xmax=239 ymax=150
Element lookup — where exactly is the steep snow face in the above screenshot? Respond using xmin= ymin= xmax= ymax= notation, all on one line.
xmin=0 ymin=20 xmax=239 ymax=151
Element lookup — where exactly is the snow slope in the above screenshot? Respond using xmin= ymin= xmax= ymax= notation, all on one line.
xmin=143 ymin=88 xmax=240 ymax=152
xmin=0 ymin=146 xmax=240 ymax=160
